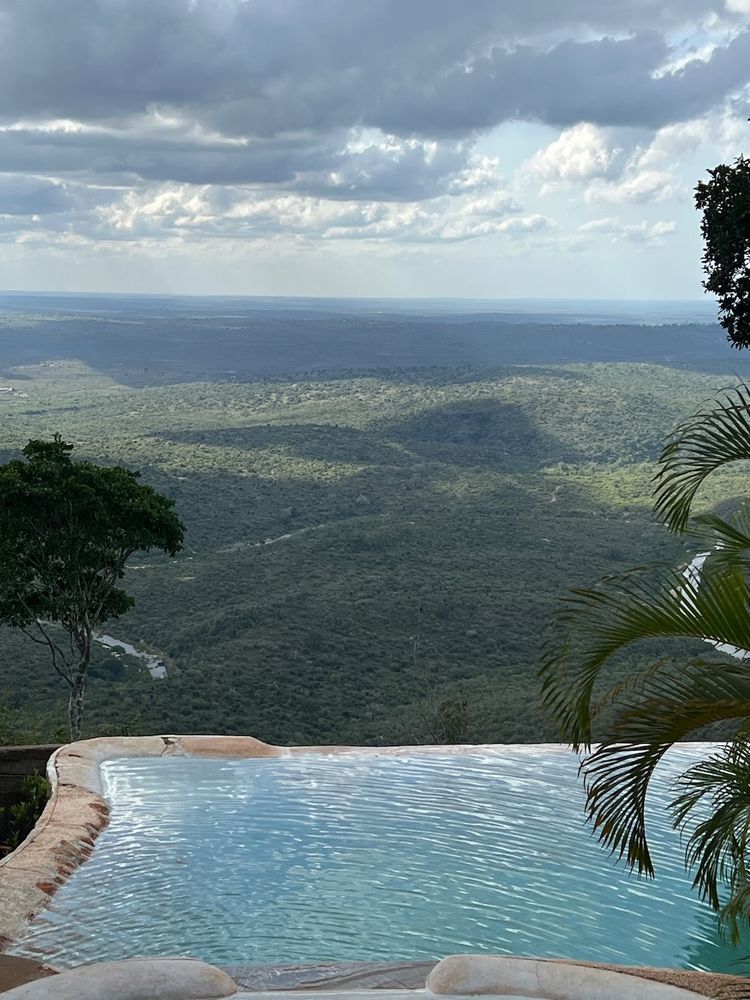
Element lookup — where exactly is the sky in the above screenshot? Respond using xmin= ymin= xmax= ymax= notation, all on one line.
xmin=0 ymin=0 xmax=749 ymax=299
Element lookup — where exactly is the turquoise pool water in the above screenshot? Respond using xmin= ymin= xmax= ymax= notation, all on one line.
xmin=11 ymin=747 xmax=746 ymax=970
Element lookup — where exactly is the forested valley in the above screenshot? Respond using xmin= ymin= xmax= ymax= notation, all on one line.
xmin=1 ymin=295 xmax=747 ymax=746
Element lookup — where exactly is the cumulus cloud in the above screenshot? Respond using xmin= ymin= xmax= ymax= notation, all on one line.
xmin=525 ymin=121 xmax=680 ymax=205
xmin=526 ymin=124 xmax=620 ymax=189
xmin=586 ymin=169 xmax=677 ymax=204
xmin=634 ymin=110 xmax=749 ymax=168
xmin=85 ymin=180 xmax=544 ymax=246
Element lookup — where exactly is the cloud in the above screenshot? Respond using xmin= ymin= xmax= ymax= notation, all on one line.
xmin=526 ymin=123 xmax=620 ymax=189
xmin=0 ymin=121 xmax=502 ymax=207
xmin=496 ymin=214 xmax=554 ymax=235
xmin=86 ymin=179 xmax=542 ymax=246
xmin=586 ymin=169 xmax=677 ymax=204
xmin=0 ymin=1 xmax=747 ymax=194
xmin=0 ymin=1 xmax=725 ymax=128
xmin=633 ymin=110 xmax=749 ymax=168
xmin=525 ymin=121 xmax=679 ymax=204
xmin=0 ymin=175 xmax=73 ymax=215
xmin=0 ymin=0 xmax=742 ymax=261
xmin=576 ymin=217 xmax=677 ymax=243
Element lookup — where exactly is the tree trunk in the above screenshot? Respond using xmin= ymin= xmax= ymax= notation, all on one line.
xmin=67 ymin=674 xmax=86 ymax=742
xmin=67 ymin=635 xmax=92 ymax=743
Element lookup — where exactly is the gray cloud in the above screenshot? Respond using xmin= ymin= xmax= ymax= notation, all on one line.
xmin=0 ymin=125 xmax=493 ymax=201
xmin=0 ymin=0 xmax=746 ymax=199
xmin=0 ymin=1 xmax=723 ymax=127
xmin=0 ymin=174 xmax=73 ymax=215
xmin=0 ymin=0 xmax=744 ymax=262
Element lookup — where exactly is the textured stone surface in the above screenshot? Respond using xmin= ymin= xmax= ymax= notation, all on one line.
xmin=427 ymin=955 xmax=714 ymax=1000
xmin=0 ymin=957 xmax=238 ymax=999
xmin=176 ymin=736 xmax=282 ymax=758
xmin=549 ymin=959 xmax=750 ymax=1000
xmin=229 ymin=992 xmax=429 ymax=1000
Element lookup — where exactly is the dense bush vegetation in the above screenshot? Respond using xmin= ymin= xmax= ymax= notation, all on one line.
xmin=0 ymin=773 xmax=49 ymax=857
xmin=1 ymin=307 xmax=749 ymax=745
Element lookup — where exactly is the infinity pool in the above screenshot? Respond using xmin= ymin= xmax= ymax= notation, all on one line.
xmin=11 ymin=747 xmax=744 ymax=971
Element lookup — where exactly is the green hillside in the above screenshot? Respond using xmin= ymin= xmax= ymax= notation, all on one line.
xmin=2 ymin=356 xmax=748 ymax=745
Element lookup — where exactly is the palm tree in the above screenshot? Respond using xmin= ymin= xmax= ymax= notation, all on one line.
xmin=539 ymin=382 xmax=750 ymax=943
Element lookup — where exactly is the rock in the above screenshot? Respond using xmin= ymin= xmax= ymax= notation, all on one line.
xmin=0 ymin=957 xmax=238 ymax=999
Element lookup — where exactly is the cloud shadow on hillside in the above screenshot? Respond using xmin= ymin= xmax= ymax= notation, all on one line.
xmin=153 ymin=397 xmax=581 ymax=475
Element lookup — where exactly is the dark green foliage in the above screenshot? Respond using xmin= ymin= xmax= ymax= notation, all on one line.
xmin=0 ymin=436 xmax=185 ymax=739
xmin=696 ymin=153 xmax=750 ymax=349
xmin=655 ymin=383 xmax=750 ymax=532
xmin=0 ymin=773 xmax=49 ymax=856
xmin=0 ymin=436 xmax=184 ymax=627
xmin=435 ymin=695 xmax=469 ymax=744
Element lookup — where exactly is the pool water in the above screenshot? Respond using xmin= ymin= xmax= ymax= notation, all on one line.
xmin=11 ymin=747 xmax=747 ymax=970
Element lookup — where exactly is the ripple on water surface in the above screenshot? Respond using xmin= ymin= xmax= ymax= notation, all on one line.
xmin=10 ymin=747 xmax=747 ymax=970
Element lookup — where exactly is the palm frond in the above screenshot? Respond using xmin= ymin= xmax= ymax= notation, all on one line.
xmin=673 ymin=744 xmax=750 ymax=943
xmin=689 ymin=504 xmax=750 ymax=575
xmin=655 ymin=383 xmax=750 ymax=533
xmin=577 ymin=661 xmax=750 ymax=877
xmin=539 ymin=560 xmax=750 ymax=746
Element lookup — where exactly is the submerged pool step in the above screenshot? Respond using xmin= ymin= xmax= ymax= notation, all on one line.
xmin=230 ymin=993 xmax=535 ymax=1000
xmin=222 ymin=960 xmax=436 ymax=992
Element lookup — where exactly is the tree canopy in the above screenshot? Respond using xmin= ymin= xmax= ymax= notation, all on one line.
xmin=696 ymin=151 xmax=750 ymax=349
xmin=0 ymin=436 xmax=184 ymax=740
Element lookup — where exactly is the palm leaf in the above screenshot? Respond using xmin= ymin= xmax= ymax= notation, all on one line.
xmin=688 ymin=504 xmax=750 ymax=575
xmin=539 ymin=559 xmax=750 ymax=746
xmin=577 ymin=660 xmax=750 ymax=877
xmin=672 ymin=744 xmax=750 ymax=944
xmin=655 ymin=383 xmax=750 ymax=533
xmin=539 ymin=379 xmax=750 ymax=967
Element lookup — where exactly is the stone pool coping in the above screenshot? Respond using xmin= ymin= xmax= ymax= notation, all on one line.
xmin=0 ymin=735 xmax=744 ymax=999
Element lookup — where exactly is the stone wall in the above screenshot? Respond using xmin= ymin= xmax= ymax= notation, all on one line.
xmin=0 ymin=745 xmax=59 ymax=844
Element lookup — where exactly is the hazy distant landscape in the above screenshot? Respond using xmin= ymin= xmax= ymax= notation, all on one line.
xmin=1 ymin=295 xmax=748 ymax=745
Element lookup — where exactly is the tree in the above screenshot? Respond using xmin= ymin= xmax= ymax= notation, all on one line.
xmin=696 ymin=149 xmax=750 ymax=348
xmin=0 ymin=437 xmax=184 ymax=741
